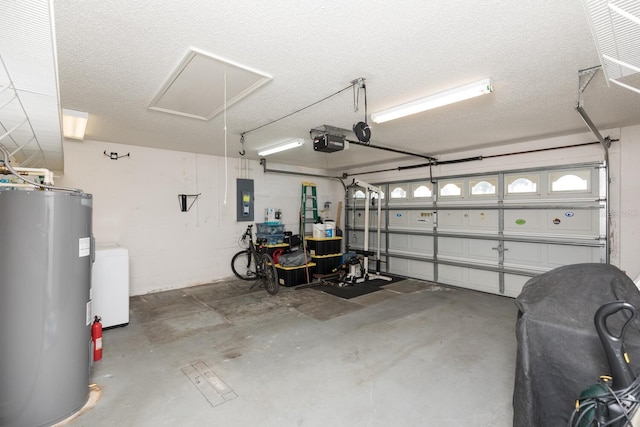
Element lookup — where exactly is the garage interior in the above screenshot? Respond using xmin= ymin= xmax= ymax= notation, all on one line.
xmin=3 ymin=1 xmax=640 ymax=426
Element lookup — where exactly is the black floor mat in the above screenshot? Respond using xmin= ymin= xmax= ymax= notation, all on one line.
xmin=309 ymin=275 xmax=403 ymax=299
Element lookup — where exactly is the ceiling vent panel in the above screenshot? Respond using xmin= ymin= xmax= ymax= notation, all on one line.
xmin=582 ymin=0 xmax=640 ymax=94
xmin=148 ymin=48 xmax=272 ymax=120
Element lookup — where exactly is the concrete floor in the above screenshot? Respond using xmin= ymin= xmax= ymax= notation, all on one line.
xmin=66 ymin=278 xmax=518 ymax=427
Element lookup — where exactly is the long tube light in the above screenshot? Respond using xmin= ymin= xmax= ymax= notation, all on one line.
xmin=258 ymin=138 xmax=304 ymax=156
xmin=371 ymin=78 xmax=493 ymax=124
xmin=62 ymin=108 xmax=89 ymax=140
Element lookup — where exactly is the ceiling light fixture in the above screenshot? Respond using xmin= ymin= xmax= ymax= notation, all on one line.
xmin=257 ymin=138 xmax=304 ymax=157
xmin=62 ymin=109 xmax=89 ymax=140
xmin=370 ymin=78 xmax=493 ymax=124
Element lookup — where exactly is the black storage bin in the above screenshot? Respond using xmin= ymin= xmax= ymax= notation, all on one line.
xmin=306 ymin=237 xmax=342 ymax=256
xmin=311 ymin=253 xmax=342 ymax=274
xmin=275 ymin=263 xmax=316 ymax=287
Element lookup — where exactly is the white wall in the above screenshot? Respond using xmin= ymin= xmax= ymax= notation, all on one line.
xmin=618 ymin=125 xmax=640 ymax=280
xmin=57 ymin=140 xmax=344 ymax=295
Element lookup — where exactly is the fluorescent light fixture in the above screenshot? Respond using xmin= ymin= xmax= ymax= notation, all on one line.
xmin=62 ymin=109 xmax=89 ymax=140
xmin=258 ymin=138 xmax=304 ymax=156
xmin=371 ymin=78 xmax=493 ymax=124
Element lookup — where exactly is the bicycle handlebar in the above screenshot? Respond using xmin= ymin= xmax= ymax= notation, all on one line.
xmin=241 ymin=224 xmax=253 ymax=240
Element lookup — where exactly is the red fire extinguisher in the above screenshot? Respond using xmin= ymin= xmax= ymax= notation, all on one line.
xmin=92 ymin=315 xmax=103 ymax=361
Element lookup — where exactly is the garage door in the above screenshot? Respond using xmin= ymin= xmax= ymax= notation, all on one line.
xmin=345 ymin=162 xmax=606 ymax=297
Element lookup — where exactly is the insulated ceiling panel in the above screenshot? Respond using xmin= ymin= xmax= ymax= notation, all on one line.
xmin=148 ymin=48 xmax=272 ymax=120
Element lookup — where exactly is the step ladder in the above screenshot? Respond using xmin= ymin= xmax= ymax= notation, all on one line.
xmin=300 ymin=182 xmax=319 ymax=240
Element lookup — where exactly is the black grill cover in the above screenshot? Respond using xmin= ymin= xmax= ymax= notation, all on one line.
xmin=513 ymin=263 xmax=640 ymax=427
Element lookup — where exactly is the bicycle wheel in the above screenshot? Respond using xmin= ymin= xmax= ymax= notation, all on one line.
xmin=261 ymin=253 xmax=279 ymax=295
xmin=231 ymin=250 xmax=257 ymax=280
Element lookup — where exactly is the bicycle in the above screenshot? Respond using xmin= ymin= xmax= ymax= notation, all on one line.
xmin=231 ymin=224 xmax=279 ymax=295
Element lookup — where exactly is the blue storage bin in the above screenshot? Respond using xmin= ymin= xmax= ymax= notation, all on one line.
xmin=256 ymin=233 xmax=285 ymax=245
xmin=256 ymin=222 xmax=285 ymax=235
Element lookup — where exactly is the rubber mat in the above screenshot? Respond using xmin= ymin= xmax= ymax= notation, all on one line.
xmin=310 ymin=275 xmax=402 ymax=299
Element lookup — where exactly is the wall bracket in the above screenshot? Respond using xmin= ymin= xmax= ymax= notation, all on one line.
xmin=104 ymin=150 xmax=130 ymax=160
xmin=178 ymin=193 xmax=200 ymax=212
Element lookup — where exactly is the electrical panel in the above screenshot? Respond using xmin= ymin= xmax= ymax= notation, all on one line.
xmin=236 ymin=178 xmax=254 ymax=221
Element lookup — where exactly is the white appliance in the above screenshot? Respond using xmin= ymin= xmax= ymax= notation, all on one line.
xmin=92 ymin=244 xmax=130 ymax=328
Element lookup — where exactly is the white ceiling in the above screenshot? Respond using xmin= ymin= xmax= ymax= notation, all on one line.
xmin=51 ymin=0 xmax=640 ymax=172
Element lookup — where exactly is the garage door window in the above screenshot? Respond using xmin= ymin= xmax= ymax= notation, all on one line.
xmin=549 ymin=170 xmax=590 ymax=193
xmin=412 ymin=183 xmax=433 ymax=199
xmin=470 ymin=177 xmax=497 ymax=197
xmin=353 ymin=189 xmax=365 ymax=199
xmin=506 ymin=174 xmax=539 ymax=194
xmin=390 ymin=185 xmax=407 ymax=199
xmin=439 ymin=180 xmax=463 ymax=197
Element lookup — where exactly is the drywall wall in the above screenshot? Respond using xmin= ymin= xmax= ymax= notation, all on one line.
xmin=57 ymin=140 xmax=344 ymax=295
xmin=618 ymin=125 xmax=640 ymax=281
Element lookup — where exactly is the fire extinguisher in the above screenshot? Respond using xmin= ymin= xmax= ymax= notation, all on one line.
xmin=92 ymin=315 xmax=103 ymax=361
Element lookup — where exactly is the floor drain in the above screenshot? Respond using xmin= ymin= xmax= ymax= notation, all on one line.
xmin=181 ymin=361 xmax=238 ymax=407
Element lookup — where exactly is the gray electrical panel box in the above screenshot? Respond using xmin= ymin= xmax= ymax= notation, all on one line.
xmin=237 ymin=178 xmax=254 ymax=221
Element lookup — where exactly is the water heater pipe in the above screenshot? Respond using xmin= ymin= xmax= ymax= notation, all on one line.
xmin=0 ymin=145 xmax=82 ymax=193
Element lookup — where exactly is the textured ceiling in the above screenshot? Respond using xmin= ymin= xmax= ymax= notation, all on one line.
xmin=52 ymin=0 xmax=640 ymax=172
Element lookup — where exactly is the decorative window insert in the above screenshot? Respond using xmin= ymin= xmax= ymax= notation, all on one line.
xmin=390 ymin=185 xmax=408 ymax=199
xmin=470 ymin=176 xmax=497 ymax=196
xmin=412 ymin=183 xmax=433 ymax=199
xmin=439 ymin=180 xmax=464 ymax=197
xmin=353 ymin=189 xmax=366 ymax=199
xmin=549 ymin=169 xmax=590 ymax=193
xmin=506 ymin=174 xmax=539 ymax=194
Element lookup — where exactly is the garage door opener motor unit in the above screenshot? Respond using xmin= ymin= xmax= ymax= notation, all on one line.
xmin=313 ymin=133 xmax=345 ymax=153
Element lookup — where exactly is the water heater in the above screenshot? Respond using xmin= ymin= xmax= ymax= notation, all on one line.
xmin=0 ymin=190 xmax=93 ymax=427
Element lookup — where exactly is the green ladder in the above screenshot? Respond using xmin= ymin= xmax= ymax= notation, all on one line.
xmin=300 ymin=182 xmax=319 ymax=240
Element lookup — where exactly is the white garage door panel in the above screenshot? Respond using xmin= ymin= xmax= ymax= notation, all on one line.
xmin=504 ymin=210 xmax=542 ymax=233
xmin=411 ymin=260 xmax=434 ymax=280
xmin=349 ymin=231 xmax=386 ymax=251
xmin=389 ymin=209 xmax=409 ymax=227
xmin=410 ymin=210 xmax=435 ymax=227
xmin=439 ymin=237 xmax=499 ymax=264
xmin=504 ymin=274 xmax=532 ymax=298
xmin=545 ymin=209 xmax=599 ymax=236
xmin=353 ymin=210 xmax=381 ymax=228
xmin=504 ymin=241 xmax=601 ymax=269
xmin=504 ymin=209 xmax=599 ymax=237
xmin=388 ymin=210 xmax=435 ymax=228
xmin=438 ymin=210 xmax=464 ymax=228
xmin=439 ymin=210 xmax=498 ymax=233
xmin=388 ymin=257 xmax=435 ymax=280
xmin=388 ymin=257 xmax=409 ymax=276
xmin=388 ymin=233 xmax=434 ymax=256
xmin=547 ymin=244 xmax=601 ymax=265
xmin=468 ymin=239 xmax=499 ymax=261
xmin=467 ymin=210 xmax=499 ymax=231
xmin=438 ymin=265 xmax=499 ymax=294
xmin=389 ymin=233 xmax=408 ymax=250
xmin=502 ymin=241 xmax=542 ymax=268
xmin=438 ymin=236 xmax=464 ymax=256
